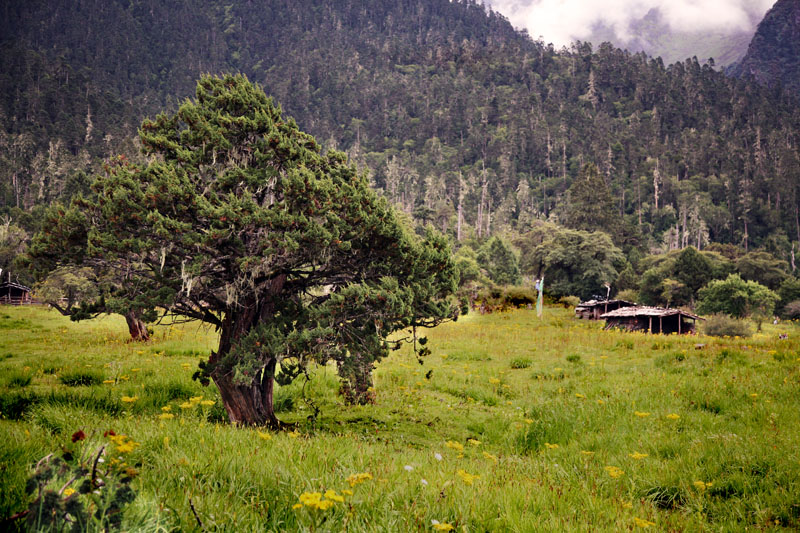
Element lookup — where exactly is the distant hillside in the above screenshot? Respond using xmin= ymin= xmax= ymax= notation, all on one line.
xmin=733 ymin=0 xmax=800 ymax=94
xmin=585 ymin=7 xmax=757 ymax=68
xmin=2 ymin=0 xmax=800 ymax=262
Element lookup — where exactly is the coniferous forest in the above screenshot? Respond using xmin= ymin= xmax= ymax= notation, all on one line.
xmin=3 ymin=0 xmax=800 ymax=303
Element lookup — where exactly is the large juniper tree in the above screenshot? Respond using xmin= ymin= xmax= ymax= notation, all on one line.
xmin=38 ymin=75 xmax=458 ymax=427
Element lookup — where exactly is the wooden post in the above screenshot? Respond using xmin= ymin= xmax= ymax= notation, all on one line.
xmin=659 ymin=316 xmax=663 ymax=334
xmin=649 ymin=316 xmax=652 ymax=333
xmin=678 ymin=315 xmax=682 ymax=334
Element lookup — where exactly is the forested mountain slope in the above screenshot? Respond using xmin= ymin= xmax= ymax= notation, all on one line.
xmin=733 ymin=0 xmax=800 ymax=96
xmin=3 ymin=0 xmax=800 ymax=260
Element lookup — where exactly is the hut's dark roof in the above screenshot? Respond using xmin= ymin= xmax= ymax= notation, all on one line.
xmin=0 ymin=281 xmax=31 ymax=292
xmin=576 ymin=299 xmax=634 ymax=309
xmin=600 ymin=306 xmax=703 ymax=320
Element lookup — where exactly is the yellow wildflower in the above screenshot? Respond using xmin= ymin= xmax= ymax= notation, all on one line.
xmin=597 ymin=399 xmax=605 ymax=405
xmin=179 ymin=402 xmax=194 ymax=409
xmin=181 ymin=363 xmax=191 ymax=369
xmin=292 ymin=503 xmax=303 ymax=510
xmin=622 ymin=500 xmax=633 ymax=509
xmin=544 ymin=442 xmax=559 ymax=449
xmin=456 ymin=469 xmax=480 ymax=485
xmin=121 ymin=396 xmax=138 ymax=403
xmin=257 ymin=431 xmax=272 ymax=440
xmin=161 ymin=405 xmax=172 ymax=412
xmin=342 ymin=489 xmax=353 ymax=496
xmin=288 ymin=430 xmax=301 ymax=438
xmin=200 ymin=400 xmax=215 ymax=407
xmin=346 ymin=472 xmax=373 ymax=487
xmin=575 ymin=393 xmax=585 ymax=399
xmin=109 ymin=434 xmax=140 ymax=454
xmin=628 ymin=452 xmax=648 ymax=460
xmin=749 ymin=393 xmax=758 ymax=398
xmin=489 ymin=378 xmax=501 ymax=384
xmin=482 ymin=451 xmax=498 ymax=463
xmin=634 ymin=411 xmax=651 ymax=418
xmin=324 ymin=490 xmax=345 ymax=503
xmin=103 ymin=380 xmax=115 ymax=384
xmin=693 ymin=481 xmax=713 ymax=491
xmin=580 ymin=451 xmax=595 ymax=456
xmin=604 ymin=466 xmax=624 ymax=478
xmin=316 ymin=499 xmax=334 ymax=510
xmin=131 ymin=368 xmax=141 ymax=372
xmin=666 ymin=413 xmax=680 ymax=420
xmin=299 ymin=491 xmax=322 ymax=507
xmin=63 ymin=488 xmax=76 ymax=497
xmin=467 ymin=439 xmax=481 ymax=447
xmin=445 ymin=440 xmax=464 ymax=451
xmin=524 ymin=418 xmax=533 ymax=424
xmin=433 ymin=523 xmax=455 ymax=531
xmin=189 ymin=395 xmax=203 ymax=402
xmin=158 ymin=413 xmax=175 ymax=420
xmin=633 ymin=517 xmax=655 ymax=528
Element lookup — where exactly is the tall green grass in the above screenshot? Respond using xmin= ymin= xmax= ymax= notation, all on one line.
xmin=1 ymin=307 xmax=799 ymax=531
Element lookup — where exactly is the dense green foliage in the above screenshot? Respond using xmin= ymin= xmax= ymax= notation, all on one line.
xmin=2 ymin=306 xmax=800 ymax=530
xmin=3 ymin=0 xmax=800 ymax=269
xmin=27 ymin=74 xmax=457 ymax=425
xmin=697 ymin=274 xmax=779 ymax=325
xmin=515 ymin=221 xmax=625 ymax=300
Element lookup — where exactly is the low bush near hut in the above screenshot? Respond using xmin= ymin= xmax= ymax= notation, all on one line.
xmin=703 ymin=314 xmax=753 ymax=338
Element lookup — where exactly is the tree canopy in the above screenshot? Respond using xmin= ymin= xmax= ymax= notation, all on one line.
xmin=515 ymin=222 xmax=625 ymax=300
xmin=697 ymin=274 xmax=779 ymax=329
xmin=31 ymin=74 xmax=458 ymax=427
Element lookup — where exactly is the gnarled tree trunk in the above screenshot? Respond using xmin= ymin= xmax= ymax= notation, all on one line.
xmin=209 ymin=275 xmax=286 ymax=428
xmin=124 ymin=310 xmax=149 ymax=341
xmin=211 ymin=356 xmax=280 ymax=428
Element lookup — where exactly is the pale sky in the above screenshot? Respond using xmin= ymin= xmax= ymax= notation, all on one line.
xmin=486 ymin=0 xmax=776 ymax=47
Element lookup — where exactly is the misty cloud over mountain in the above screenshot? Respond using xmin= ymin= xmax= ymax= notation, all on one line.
xmin=488 ymin=0 xmax=774 ymax=48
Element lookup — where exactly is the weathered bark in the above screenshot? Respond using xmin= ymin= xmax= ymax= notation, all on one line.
xmin=209 ymin=275 xmax=286 ymax=427
xmin=211 ymin=357 xmax=280 ymax=428
xmin=124 ymin=310 xmax=149 ymax=341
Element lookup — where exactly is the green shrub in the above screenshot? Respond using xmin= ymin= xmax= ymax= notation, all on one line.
xmin=58 ymin=369 xmax=104 ymax=387
xmin=558 ymin=295 xmax=580 ymax=308
xmin=616 ymin=289 xmax=639 ymax=304
xmin=703 ymin=314 xmax=752 ymax=338
xmin=566 ymin=354 xmax=582 ymax=364
xmin=510 ymin=358 xmax=532 ymax=369
xmin=715 ymin=348 xmax=745 ymax=365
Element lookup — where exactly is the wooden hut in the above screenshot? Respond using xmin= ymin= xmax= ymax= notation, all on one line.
xmin=600 ymin=306 xmax=703 ymax=334
xmin=575 ymin=299 xmax=635 ymax=320
xmin=0 ymin=281 xmax=32 ymax=305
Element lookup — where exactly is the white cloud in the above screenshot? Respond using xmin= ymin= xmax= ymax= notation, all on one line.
xmin=488 ymin=0 xmax=776 ymax=47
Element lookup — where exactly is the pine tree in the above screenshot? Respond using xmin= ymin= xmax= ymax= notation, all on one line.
xmin=33 ymin=75 xmax=458 ymax=427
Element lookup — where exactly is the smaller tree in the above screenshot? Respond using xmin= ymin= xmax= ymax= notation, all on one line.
xmin=27 ymin=203 xmax=153 ymax=341
xmin=697 ymin=274 xmax=779 ymax=331
xmin=777 ymin=277 xmax=800 ymax=317
xmin=563 ymin=163 xmax=615 ymax=235
xmin=0 ymin=216 xmax=28 ymax=278
xmin=735 ymin=251 xmax=789 ymax=290
xmin=476 ymin=236 xmax=522 ymax=286
xmin=516 ymin=224 xmax=624 ymax=300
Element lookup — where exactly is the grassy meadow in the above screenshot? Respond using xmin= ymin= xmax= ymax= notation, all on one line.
xmin=1 ymin=305 xmax=799 ymax=531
